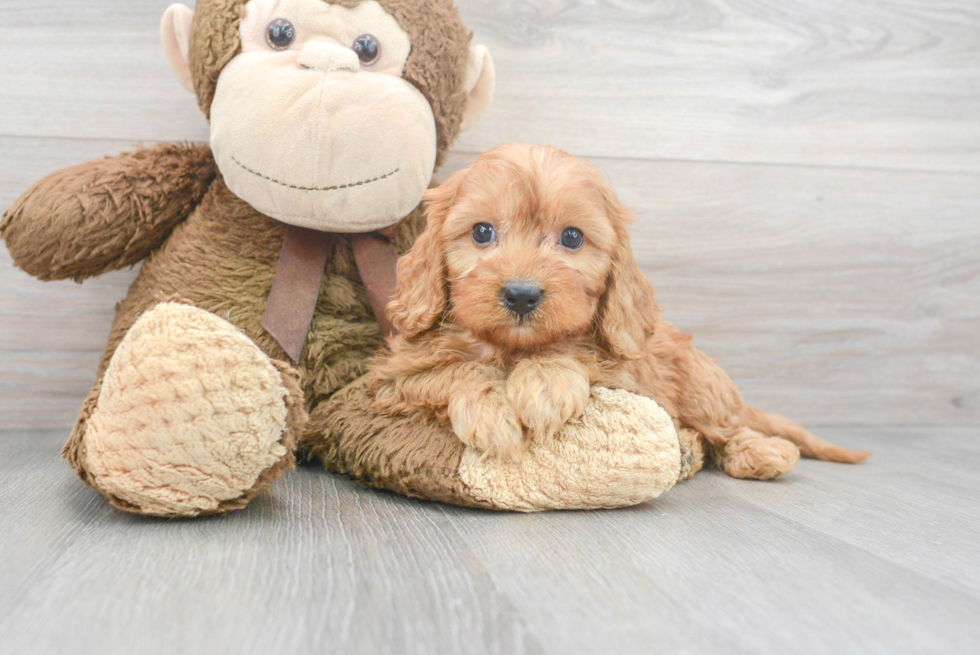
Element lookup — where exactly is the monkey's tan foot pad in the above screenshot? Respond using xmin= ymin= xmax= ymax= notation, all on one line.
xmin=304 ymin=382 xmax=681 ymax=512
xmin=83 ymin=302 xmax=295 ymax=517
xmin=458 ymin=388 xmax=681 ymax=511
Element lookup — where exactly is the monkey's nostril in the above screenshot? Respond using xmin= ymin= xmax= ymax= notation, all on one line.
xmin=502 ymin=281 xmax=544 ymax=317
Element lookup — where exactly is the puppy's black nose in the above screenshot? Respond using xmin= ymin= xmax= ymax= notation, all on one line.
xmin=502 ymin=280 xmax=543 ymax=317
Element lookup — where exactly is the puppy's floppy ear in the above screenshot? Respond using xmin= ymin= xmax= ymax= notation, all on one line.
xmin=387 ymin=171 xmax=464 ymax=338
xmin=597 ymin=187 xmax=659 ymax=360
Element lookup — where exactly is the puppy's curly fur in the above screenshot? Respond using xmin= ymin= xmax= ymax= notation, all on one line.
xmin=369 ymin=143 xmax=870 ymax=477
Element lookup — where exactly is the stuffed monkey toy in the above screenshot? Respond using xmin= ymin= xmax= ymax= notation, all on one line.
xmin=2 ymin=0 xmax=688 ymax=517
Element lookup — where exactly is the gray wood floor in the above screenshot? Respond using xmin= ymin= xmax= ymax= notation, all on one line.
xmin=2 ymin=1 xmax=979 ymax=653
xmin=2 ymin=427 xmax=978 ymax=654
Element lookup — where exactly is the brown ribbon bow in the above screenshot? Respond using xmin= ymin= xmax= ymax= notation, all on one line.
xmin=261 ymin=223 xmax=400 ymax=362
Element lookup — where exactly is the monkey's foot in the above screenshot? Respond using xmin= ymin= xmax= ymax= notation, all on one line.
xmin=305 ymin=383 xmax=682 ymax=512
xmin=458 ymin=388 xmax=680 ymax=511
xmin=80 ymin=302 xmax=302 ymax=517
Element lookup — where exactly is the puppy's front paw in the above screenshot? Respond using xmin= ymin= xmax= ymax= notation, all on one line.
xmin=448 ymin=386 xmax=524 ymax=462
xmin=369 ymin=379 xmax=403 ymax=416
xmin=507 ymin=359 xmax=590 ymax=440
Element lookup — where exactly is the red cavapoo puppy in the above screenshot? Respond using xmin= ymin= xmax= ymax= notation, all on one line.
xmin=369 ymin=143 xmax=869 ymax=479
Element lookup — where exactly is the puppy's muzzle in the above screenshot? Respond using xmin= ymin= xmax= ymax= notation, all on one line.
xmin=502 ymin=280 xmax=543 ymax=317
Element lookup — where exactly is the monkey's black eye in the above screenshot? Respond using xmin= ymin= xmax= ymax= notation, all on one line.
xmin=265 ymin=19 xmax=296 ymax=50
xmin=352 ymin=34 xmax=381 ymax=65
xmin=472 ymin=223 xmax=495 ymax=245
xmin=560 ymin=227 xmax=585 ymax=250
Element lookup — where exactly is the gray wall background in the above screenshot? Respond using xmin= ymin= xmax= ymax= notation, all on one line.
xmin=1 ymin=0 xmax=978 ymax=430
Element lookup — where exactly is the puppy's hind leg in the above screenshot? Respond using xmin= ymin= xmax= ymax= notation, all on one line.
xmin=740 ymin=405 xmax=871 ymax=464
xmin=720 ymin=426 xmax=800 ymax=480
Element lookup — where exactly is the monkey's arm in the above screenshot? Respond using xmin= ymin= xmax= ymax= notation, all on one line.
xmin=1 ymin=143 xmax=216 ymax=282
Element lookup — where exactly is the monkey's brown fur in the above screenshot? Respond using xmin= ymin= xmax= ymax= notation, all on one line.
xmin=1 ymin=0 xmax=476 ymax=516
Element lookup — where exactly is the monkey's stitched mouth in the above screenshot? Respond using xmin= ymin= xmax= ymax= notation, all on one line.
xmin=232 ymin=156 xmax=399 ymax=192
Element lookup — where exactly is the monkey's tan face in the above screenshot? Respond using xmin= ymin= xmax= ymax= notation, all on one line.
xmin=210 ymin=0 xmax=437 ymax=232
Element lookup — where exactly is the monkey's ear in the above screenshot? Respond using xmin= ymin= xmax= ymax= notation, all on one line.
xmin=459 ymin=46 xmax=496 ymax=132
xmin=161 ymin=4 xmax=195 ymax=93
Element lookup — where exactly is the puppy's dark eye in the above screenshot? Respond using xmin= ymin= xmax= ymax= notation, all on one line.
xmin=472 ymin=222 xmax=495 ymax=245
xmin=266 ymin=19 xmax=296 ymax=50
xmin=352 ymin=34 xmax=382 ymax=65
xmin=560 ymin=227 xmax=585 ymax=250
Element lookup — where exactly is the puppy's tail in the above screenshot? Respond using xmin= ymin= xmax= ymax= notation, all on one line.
xmin=740 ymin=405 xmax=871 ymax=464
